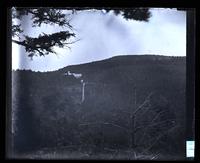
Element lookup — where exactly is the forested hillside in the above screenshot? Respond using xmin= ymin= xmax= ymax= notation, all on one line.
xmin=11 ymin=55 xmax=186 ymax=159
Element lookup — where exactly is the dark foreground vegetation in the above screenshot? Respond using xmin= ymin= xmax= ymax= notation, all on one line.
xmin=11 ymin=55 xmax=186 ymax=160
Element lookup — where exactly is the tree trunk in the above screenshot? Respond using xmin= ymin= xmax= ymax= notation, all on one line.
xmin=130 ymin=115 xmax=135 ymax=149
xmin=130 ymin=87 xmax=136 ymax=149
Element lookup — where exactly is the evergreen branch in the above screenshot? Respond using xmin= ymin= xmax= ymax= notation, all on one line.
xmin=12 ymin=31 xmax=75 ymax=57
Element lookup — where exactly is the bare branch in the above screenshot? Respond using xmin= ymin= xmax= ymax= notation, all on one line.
xmin=79 ymin=121 xmax=130 ymax=134
xmin=140 ymin=124 xmax=178 ymax=155
xmin=63 ymin=38 xmax=81 ymax=45
xmin=132 ymin=92 xmax=154 ymax=116
xmin=134 ymin=110 xmax=166 ymax=131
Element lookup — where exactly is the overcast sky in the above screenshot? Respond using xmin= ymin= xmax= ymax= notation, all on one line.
xmin=12 ymin=8 xmax=186 ymax=72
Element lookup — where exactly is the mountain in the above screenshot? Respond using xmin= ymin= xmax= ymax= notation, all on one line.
xmin=11 ymin=55 xmax=186 ymax=159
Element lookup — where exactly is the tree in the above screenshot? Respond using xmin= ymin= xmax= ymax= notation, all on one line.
xmin=12 ymin=7 xmax=151 ymax=58
xmin=77 ymin=84 xmax=176 ymax=158
xmin=12 ymin=8 xmax=76 ymax=58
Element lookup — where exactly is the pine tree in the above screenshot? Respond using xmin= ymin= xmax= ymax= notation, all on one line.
xmin=12 ymin=7 xmax=151 ymax=58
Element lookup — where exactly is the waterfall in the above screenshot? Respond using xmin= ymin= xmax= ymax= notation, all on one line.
xmin=81 ymin=81 xmax=85 ymax=103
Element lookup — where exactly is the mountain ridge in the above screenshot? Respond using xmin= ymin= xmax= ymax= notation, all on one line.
xmin=12 ymin=55 xmax=186 ymax=73
xmin=57 ymin=54 xmax=186 ymax=73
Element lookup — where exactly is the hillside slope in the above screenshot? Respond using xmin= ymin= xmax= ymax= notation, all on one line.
xmin=11 ymin=55 xmax=186 ymax=159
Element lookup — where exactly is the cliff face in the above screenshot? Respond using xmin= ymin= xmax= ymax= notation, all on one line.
xmin=11 ymin=55 xmax=186 ymax=159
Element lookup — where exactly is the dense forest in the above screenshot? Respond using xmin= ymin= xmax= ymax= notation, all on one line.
xmin=11 ymin=55 xmax=186 ymax=160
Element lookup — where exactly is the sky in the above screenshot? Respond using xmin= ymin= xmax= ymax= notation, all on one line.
xmin=12 ymin=8 xmax=186 ymax=72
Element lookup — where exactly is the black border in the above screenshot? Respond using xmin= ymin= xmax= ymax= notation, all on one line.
xmin=0 ymin=2 xmax=8 ymax=161
xmin=186 ymin=8 xmax=196 ymax=162
xmin=194 ymin=7 xmax=199 ymax=163
xmin=0 ymin=0 xmax=198 ymax=8
xmin=186 ymin=10 xmax=196 ymax=143
xmin=0 ymin=0 xmax=198 ymax=161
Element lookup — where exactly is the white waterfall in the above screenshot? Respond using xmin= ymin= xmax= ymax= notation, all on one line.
xmin=81 ymin=80 xmax=86 ymax=103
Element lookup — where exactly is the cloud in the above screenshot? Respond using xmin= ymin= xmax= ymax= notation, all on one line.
xmin=12 ymin=8 xmax=186 ymax=71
